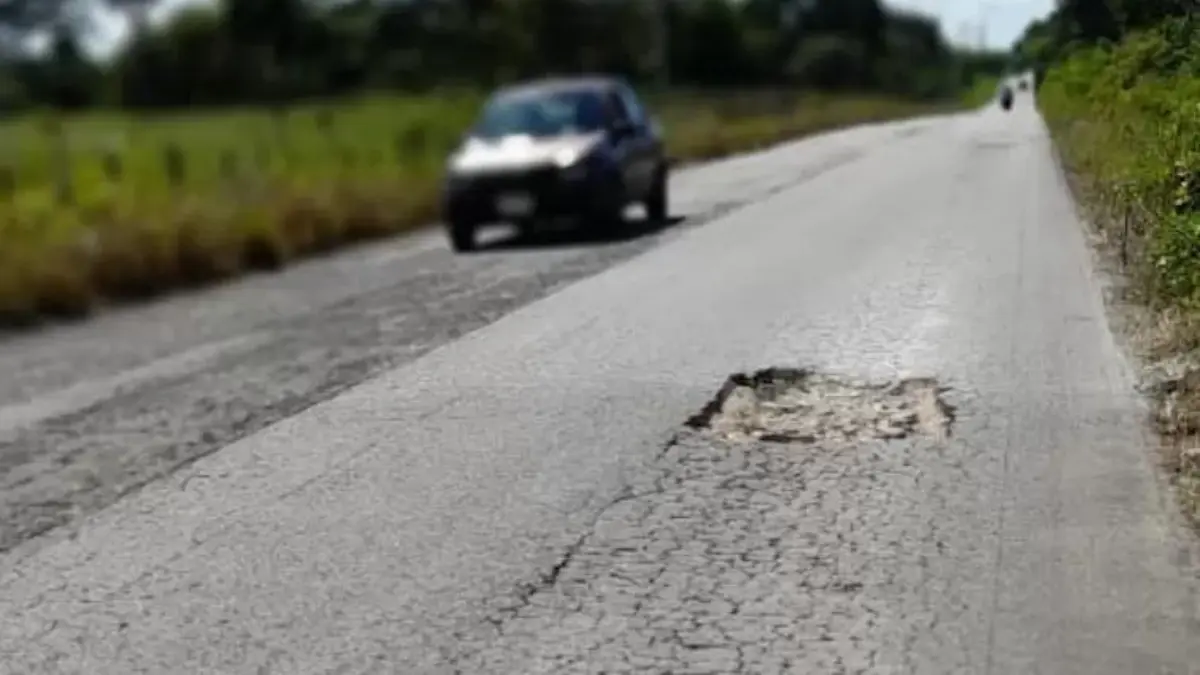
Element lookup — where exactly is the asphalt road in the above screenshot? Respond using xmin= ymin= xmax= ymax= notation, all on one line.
xmin=2 ymin=97 xmax=1199 ymax=674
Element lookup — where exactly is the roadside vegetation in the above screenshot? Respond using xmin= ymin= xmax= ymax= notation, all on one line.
xmin=960 ymin=76 xmax=1001 ymax=108
xmin=1017 ymin=1 xmax=1200 ymax=522
xmin=0 ymin=0 xmax=1006 ymax=326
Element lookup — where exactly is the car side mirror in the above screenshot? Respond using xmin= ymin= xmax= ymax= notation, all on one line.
xmin=610 ymin=119 xmax=634 ymax=139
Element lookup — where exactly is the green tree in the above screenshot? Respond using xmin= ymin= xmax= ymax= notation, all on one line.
xmin=0 ymin=0 xmax=1005 ymax=110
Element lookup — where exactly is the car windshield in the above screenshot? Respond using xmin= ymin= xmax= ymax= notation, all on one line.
xmin=471 ymin=88 xmax=609 ymax=140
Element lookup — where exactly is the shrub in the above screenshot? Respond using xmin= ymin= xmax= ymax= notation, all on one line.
xmin=1040 ymin=18 xmax=1200 ymax=310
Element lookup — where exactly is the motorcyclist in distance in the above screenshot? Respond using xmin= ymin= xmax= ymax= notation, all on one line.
xmin=998 ymin=83 xmax=1014 ymax=111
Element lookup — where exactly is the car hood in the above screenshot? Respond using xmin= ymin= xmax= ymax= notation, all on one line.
xmin=450 ymin=132 xmax=604 ymax=173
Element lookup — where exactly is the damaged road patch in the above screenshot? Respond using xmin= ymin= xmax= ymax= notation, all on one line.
xmin=454 ymin=369 xmax=977 ymax=674
xmin=687 ymin=367 xmax=955 ymax=444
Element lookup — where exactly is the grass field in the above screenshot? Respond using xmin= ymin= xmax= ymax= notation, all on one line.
xmin=0 ymin=90 xmax=955 ymax=326
xmin=960 ymin=75 xmax=1001 ymax=108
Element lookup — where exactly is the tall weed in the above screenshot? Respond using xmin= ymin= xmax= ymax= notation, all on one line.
xmin=1040 ymin=18 xmax=1200 ymax=310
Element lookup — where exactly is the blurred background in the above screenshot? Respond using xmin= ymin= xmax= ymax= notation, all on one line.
xmin=0 ymin=0 xmax=1030 ymax=109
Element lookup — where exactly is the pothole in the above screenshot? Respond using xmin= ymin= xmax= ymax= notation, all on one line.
xmin=686 ymin=368 xmax=955 ymax=445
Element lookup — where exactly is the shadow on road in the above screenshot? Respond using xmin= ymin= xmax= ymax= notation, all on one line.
xmin=473 ymin=213 xmax=687 ymax=252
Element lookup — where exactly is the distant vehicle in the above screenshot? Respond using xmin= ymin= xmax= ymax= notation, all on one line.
xmin=439 ymin=75 xmax=670 ymax=252
xmin=1017 ymin=78 xmax=1029 ymax=91
xmin=999 ymin=85 xmax=1014 ymax=111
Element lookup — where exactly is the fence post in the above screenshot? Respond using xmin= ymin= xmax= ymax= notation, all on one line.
xmin=1121 ymin=199 xmax=1130 ymax=269
xmin=101 ymin=148 xmax=123 ymax=184
xmin=163 ymin=143 xmax=186 ymax=189
xmin=0 ymin=165 xmax=15 ymax=202
xmin=45 ymin=118 xmax=73 ymax=206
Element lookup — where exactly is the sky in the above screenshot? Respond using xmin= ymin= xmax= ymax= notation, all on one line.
xmin=81 ymin=0 xmax=1057 ymax=59
xmin=889 ymin=0 xmax=1055 ymax=49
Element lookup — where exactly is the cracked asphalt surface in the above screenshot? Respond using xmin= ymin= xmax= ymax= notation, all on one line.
xmin=3 ymin=98 xmax=1200 ymax=674
xmin=457 ymin=429 xmax=975 ymax=675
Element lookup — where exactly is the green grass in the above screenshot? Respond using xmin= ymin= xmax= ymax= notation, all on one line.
xmin=1037 ymin=21 xmax=1200 ymax=348
xmin=960 ymin=75 xmax=1001 ymax=108
xmin=0 ymin=90 xmax=956 ymax=326
xmin=1036 ymin=18 xmax=1200 ymax=524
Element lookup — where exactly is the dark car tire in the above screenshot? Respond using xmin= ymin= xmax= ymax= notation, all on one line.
xmin=645 ymin=165 xmax=669 ymax=223
xmin=448 ymin=220 xmax=477 ymax=252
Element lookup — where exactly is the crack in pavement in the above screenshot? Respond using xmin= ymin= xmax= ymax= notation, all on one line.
xmin=443 ymin=372 xmax=983 ymax=674
xmin=450 ymin=426 xmax=989 ymax=674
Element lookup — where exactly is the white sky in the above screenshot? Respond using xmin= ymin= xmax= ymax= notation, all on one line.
xmin=889 ymin=0 xmax=1055 ymax=49
xmin=81 ymin=0 xmax=1055 ymax=58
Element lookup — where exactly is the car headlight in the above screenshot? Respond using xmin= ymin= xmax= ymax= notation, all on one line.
xmin=556 ymin=147 xmax=594 ymax=181
xmin=554 ymin=147 xmax=584 ymax=169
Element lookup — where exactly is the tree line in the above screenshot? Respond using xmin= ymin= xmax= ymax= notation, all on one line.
xmin=1013 ymin=0 xmax=1196 ymax=75
xmin=0 ymin=0 xmax=1010 ymax=112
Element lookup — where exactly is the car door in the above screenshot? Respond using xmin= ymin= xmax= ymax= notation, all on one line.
xmin=603 ymin=89 xmax=652 ymax=198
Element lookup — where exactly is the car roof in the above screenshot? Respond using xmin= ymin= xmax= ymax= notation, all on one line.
xmin=490 ymin=76 xmax=624 ymax=102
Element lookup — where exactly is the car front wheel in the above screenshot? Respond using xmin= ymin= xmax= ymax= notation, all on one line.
xmin=645 ymin=165 xmax=669 ymax=223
